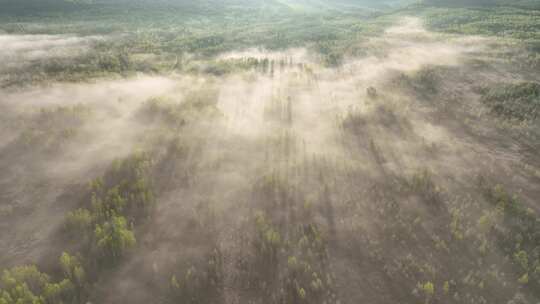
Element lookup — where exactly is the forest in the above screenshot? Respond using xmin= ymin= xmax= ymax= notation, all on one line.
xmin=0 ymin=0 xmax=539 ymax=303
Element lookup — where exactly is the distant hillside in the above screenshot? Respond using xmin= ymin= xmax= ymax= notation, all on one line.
xmin=1 ymin=0 xmax=412 ymax=14
xmin=421 ymin=0 xmax=540 ymax=9
xmin=276 ymin=0 xmax=413 ymax=10
xmin=0 ymin=0 xmax=291 ymax=19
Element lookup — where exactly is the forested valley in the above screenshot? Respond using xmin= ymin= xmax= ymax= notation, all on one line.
xmin=0 ymin=0 xmax=539 ymax=303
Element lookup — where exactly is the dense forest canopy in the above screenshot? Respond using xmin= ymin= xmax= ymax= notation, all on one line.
xmin=0 ymin=0 xmax=539 ymax=304
xmin=421 ymin=0 xmax=540 ymax=8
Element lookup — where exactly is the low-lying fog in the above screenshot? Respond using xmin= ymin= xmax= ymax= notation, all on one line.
xmin=0 ymin=34 xmax=103 ymax=72
xmin=1 ymin=17 xmax=538 ymax=303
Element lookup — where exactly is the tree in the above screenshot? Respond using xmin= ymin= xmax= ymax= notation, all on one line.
xmin=94 ymin=215 xmax=136 ymax=263
xmin=65 ymin=208 xmax=93 ymax=236
xmin=0 ymin=265 xmax=49 ymax=304
xmin=59 ymin=253 xmax=86 ymax=301
xmin=0 ymin=265 xmax=74 ymax=304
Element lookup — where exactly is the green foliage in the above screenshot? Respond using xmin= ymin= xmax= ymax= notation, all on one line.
xmin=10 ymin=153 xmax=152 ymax=302
xmin=246 ymin=208 xmax=336 ymax=304
xmin=94 ymin=215 xmax=136 ymax=262
xmin=65 ymin=209 xmax=93 ymax=236
xmin=0 ymin=0 xmax=396 ymax=87
xmin=421 ymin=0 xmax=540 ymax=9
xmin=253 ymin=212 xmax=282 ymax=268
xmin=3 ymin=2 xmax=540 ymax=303
xmin=95 ymin=152 xmax=156 ymax=221
xmin=0 ymin=266 xmax=49 ymax=304
xmin=0 ymin=152 xmax=158 ymax=303
xmin=91 ymin=187 xmax=127 ymax=221
xmin=281 ymin=224 xmax=335 ymax=304
xmin=481 ymin=183 xmax=540 ymax=297
xmin=96 ymin=52 xmax=130 ymax=73
xmin=59 ymin=253 xmax=86 ymax=291
xmin=423 ymin=6 xmax=540 ymax=40
xmin=407 ymin=169 xmax=443 ymax=206
xmin=419 ymin=281 xmax=435 ymax=296
xmin=415 ymin=3 xmax=540 ymax=70
xmin=63 ymin=153 xmax=155 ymax=266
xmin=169 ymin=249 xmax=223 ymax=304
xmin=443 ymin=281 xmax=450 ymax=294
xmin=198 ymin=57 xmax=274 ymax=76
xmin=138 ymin=90 xmax=222 ymax=130
xmin=65 ymin=154 xmax=155 ymax=240
xmin=42 ymin=279 xmax=74 ymax=304
xmin=480 ymin=82 xmax=540 ymax=121
xmin=0 ymin=265 xmax=74 ymax=304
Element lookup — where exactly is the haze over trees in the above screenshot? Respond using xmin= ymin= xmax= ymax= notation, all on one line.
xmin=0 ymin=0 xmax=539 ymax=303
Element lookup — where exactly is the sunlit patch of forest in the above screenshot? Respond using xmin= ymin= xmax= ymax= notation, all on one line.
xmin=0 ymin=0 xmax=539 ymax=303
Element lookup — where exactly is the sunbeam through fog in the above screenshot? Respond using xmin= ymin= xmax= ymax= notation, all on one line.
xmin=1 ymin=1 xmax=540 ymax=303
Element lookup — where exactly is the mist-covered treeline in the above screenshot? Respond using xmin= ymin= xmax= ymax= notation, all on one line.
xmin=421 ymin=0 xmax=540 ymax=9
xmin=0 ymin=1 xmax=539 ymax=304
